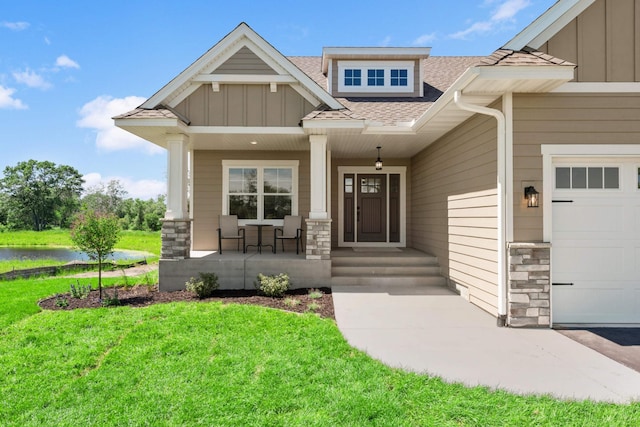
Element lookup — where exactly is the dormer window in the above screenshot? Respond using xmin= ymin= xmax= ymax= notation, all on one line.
xmin=391 ymin=69 xmax=408 ymax=86
xmin=344 ymin=69 xmax=361 ymax=86
xmin=367 ymin=69 xmax=384 ymax=86
xmin=337 ymin=61 xmax=414 ymax=94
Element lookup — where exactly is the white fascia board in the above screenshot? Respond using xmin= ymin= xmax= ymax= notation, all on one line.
xmin=188 ymin=126 xmax=305 ymax=135
xmin=504 ymin=0 xmax=595 ymax=50
xmin=114 ymin=117 xmax=185 ymax=129
xmin=474 ymin=65 xmax=576 ymax=81
xmin=301 ymin=120 xmax=365 ymax=130
xmin=552 ymin=82 xmax=640 ymax=93
xmin=411 ymin=67 xmax=480 ymax=131
xmin=192 ymin=74 xmax=297 ymax=84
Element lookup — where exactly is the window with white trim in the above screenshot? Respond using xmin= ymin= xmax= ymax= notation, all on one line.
xmin=223 ymin=160 xmax=298 ymax=224
xmin=337 ymin=60 xmax=414 ymax=94
xmin=555 ymin=166 xmax=620 ymax=189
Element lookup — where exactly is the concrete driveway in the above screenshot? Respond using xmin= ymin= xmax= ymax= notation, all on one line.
xmin=332 ymin=283 xmax=640 ymax=403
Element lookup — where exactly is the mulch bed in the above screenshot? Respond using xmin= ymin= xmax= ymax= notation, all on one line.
xmin=39 ymin=286 xmax=335 ymax=320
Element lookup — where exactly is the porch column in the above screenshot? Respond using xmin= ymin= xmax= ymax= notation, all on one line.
xmin=162 ymin=134 xmax=191 ymax=260
xmin=307 ymin=135 xmax=331 ymax=260
xmin=309 ymin=135 xmax=328 ymax=219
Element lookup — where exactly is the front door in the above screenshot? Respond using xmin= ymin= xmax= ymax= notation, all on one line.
xmin=357 ymin=174 xmax=386 ymax=242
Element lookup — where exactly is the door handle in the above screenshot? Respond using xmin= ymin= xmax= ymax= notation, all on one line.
xmin=357 ymin=206 xmax=360 ymax=222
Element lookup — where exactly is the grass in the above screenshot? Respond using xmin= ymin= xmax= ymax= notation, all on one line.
xmin=1 ymin=276 xmax=639 ymax=425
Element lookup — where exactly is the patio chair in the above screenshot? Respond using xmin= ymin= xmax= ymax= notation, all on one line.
xmin=273 ymin=215 xmax=303 ymax=254
xmin=217 ymin=215 xmax=245 ymax=254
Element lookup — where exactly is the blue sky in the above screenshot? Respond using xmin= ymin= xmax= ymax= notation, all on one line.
xmin=1 ymin=0 xmax=555 ymax=199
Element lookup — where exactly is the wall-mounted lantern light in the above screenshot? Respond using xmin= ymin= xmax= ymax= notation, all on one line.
xmin=375 ymin=146 xmax=383 ymax=170
xmin=524 ymin=186 xmax=539 ymax=208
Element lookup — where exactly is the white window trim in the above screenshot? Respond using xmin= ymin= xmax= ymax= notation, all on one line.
xmin=222 ymin=159 xmax=299 ymax=226
xmin=337 ymin=61 xmax=414 ymax=94
xmin=337 ymin=166 xmax=407 ymax=247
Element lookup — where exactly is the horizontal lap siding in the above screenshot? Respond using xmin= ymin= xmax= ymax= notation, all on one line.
xmin=513 ymin=93 xmax=640 ymax=242
xmin=411 ymin=113 xmax=499 ymax=315
xmin=193 ymin=150 xmax=310 ymax=251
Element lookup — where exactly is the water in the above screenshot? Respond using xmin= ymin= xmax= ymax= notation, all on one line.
xmin=0 ymin=247 xmax=150 ymax=262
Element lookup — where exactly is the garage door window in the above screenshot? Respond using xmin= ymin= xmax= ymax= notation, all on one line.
xmin=555 ymin=167 xmax=619 ymax=190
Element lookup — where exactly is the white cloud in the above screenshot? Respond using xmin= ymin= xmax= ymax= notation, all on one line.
xmin=449 ymin=0 xmax=531 ymax=40
xmin=0 ymin=85 xmax=27 ymax=109
xmin=44 ymin=36 xmax=51 ymax=45
xmin=55 ymin=54 xmax=80 ymax=69
xmin=13 ymin=68 xmax=52 ymax=90
xmin=1 ymin=21 xmax=29 ymax=31
xmin=412 ymin=33 xmax=437 ymax=46
xmin=83 ymin=172 xmax=166 ymax=200
xmin=77 ymin=95 xmax=163 ymax=155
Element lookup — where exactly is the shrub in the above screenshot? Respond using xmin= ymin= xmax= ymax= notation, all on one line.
xmin=55 ymin=295 xmax=69 ymax=308
xmin=70 ymin=281 xmax=92 ymax=299
xmin=185 ymin=272 xmax=219 ymax=299
xmin=308 ymin=288 xmax=323 ymax=299
xmin=306 ymin=302 xmax=321 ymax=313
xmin=101 ymin=288 xmax=120 ymax=307
xmin=283 ymin=297 xmax=301 ymax=307
xmin=255 ymin=273 xmax=290 ymax=298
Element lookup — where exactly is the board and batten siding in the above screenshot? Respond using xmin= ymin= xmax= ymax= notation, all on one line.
xmin=539 ymin=0 xmax=640 ymax=82
xmin=192 ymin=150 xmax=310 ymax=251
xmin=411 ymin=113 xmax=499 ymax=315
xmin=513 ymin=93 xmax=640 ymax=242
xmin=174 ymin=84 xmax=315 ymax=127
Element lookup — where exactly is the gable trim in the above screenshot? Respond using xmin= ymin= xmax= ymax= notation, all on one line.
xmin=504 ymin=0 xmax=596 ymax=50
xmin=141 ymin=23 xmax=343 ymax=111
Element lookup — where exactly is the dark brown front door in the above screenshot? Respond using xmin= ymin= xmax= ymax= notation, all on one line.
xmin=357 ymin=174 xmax=386 ymax=242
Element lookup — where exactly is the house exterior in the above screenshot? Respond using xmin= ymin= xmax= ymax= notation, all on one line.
xmin=115 ymin=0 xmax=640 ymax=327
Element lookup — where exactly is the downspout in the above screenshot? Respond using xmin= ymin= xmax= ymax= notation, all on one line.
xmin=454 ymin=90 xmax=508 ymax=326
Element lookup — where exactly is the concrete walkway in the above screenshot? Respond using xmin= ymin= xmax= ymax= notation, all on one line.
xmin=333 ymin=284 xmax=640 ymax=403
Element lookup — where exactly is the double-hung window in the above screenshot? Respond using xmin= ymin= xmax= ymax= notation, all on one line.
xmin=223 ymin=160 xmax=298 ymax=224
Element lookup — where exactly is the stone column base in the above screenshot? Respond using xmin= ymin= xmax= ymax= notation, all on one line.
xmin=305 ymin=218 xmax=332 ymax=260
xmin=161 ymin=219 xmax=192 ymax=260
xmin=508 ymin=242 xmax=551 ymax=328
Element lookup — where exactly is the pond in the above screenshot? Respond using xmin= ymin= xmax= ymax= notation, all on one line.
xmin=0 ymin=247 xmax=151 ymax=262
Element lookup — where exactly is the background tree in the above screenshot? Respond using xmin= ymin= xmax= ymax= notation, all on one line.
xmin=0 ymin=160 xmax=84 ymax=231
xmin=82 ymin=180 xmax=128 ymax=216
xmin=70 ymin=210 xmax=121 ymax=300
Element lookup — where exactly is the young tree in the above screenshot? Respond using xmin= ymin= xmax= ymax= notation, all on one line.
xmin=70 ymin=210 xmax=121 ymax=300
xmin=0 ymin=160 xmax=84 ymax=230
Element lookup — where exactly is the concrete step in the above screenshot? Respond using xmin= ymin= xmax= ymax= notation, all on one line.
xmin=331 ymin=275 xmax=447 ymax=287
xmin=332 ymin=255 xmax=439 ymax=267
xmin=331 ymin=265 xmax=441 ymax=277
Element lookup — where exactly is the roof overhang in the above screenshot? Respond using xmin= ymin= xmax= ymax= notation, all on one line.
xmin=504 ymin=0 xmax=596 ymax=50
xmin=321 ymin=47 xmax=431 ymax=75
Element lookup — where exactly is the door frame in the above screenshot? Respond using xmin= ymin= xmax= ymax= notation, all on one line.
xmin=337 ymin=166 xmax=406 ymax=247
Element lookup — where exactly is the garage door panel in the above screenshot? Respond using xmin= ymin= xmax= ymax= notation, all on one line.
xmin=552 ymin=159 xmax=640 ymax=325
xmin=553 ymin=204 xmax=623 ymax=233
xmin=553 ymin=286 xmax=639 ymax=324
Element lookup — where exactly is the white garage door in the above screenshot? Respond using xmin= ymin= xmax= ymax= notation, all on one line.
xmin=552 ymin=158 xmax=640 ymax=324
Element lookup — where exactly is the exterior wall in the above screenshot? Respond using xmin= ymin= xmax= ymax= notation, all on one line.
xmin=512 ymin=93 xmax=640 ymax=241
xmin=508 ymin=243 xmax=551 ymax=327
xmin=539 ymin=0 xmax=640 ymax=82
xmin=330 ymin=59 xmax=422 ymax=97
xmin=330 ymin=158 xmax=412 ymax=247
xmin=212 ymin=46 xmax=277 ymax=75
xmin=174 ymin=84 xmax=315 ymax=127
xmin=192 ymin=150 xmax=310 ymax=251
xmin=411 ymin=113 xmax=499 ymax=315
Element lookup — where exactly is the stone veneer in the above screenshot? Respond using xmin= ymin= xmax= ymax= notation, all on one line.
xmin=507 ymin=242 xmax=551 ymax=328
xmin=305 ymin=218 xmax=332 ymax=260
xmin=161 ymin=219 xmax=191 ymax=260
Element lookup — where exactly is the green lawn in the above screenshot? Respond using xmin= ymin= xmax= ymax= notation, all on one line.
xmin=1 ymin=275 xmax=639 ymax=425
